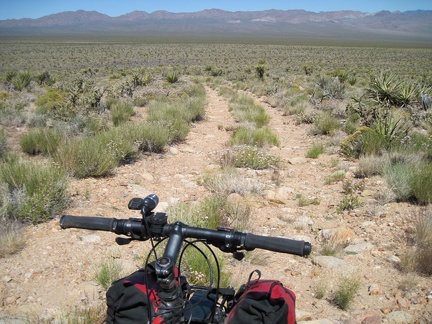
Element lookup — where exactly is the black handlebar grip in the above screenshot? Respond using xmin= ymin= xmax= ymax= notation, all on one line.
xmin=60 ymin=215 xmax=115 ymax=232
xmin=244 ymin=233 xmax=311 ymax=257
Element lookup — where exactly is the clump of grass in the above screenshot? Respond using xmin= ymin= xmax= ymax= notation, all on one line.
xmin=108 ymin=99 xmax=135 ymax=126
xmin=337 ymin=195 xmax=363 ymax=213
xmin=333 ymin=273 xmax=361 ymax=310
xmin=0 ymin=153 xmax=69 ymax=223
xmin=132 ymin=122 xmax=170 ymax=153
xmin=0 ymin=220 xmax=26 ymax=258
xmin=19 ymin=127 xmax=64 ymax=156
xmin=231 ymin=126 xmax=279 ymax=147
xmin=297 ymin=195 xmax=320 ymax=207
xmin=180 ymin=240 xmax=231 ymax=287
xmin=221 ymin=145 xmax=280 ymax=169
xmin=383 ymin=162 xmax=416 ymax=202
xmin=0 ymin=127 xmax=6 ymax=157
xmin=313 ymin=279 xmax=328 ymax=299
xmin=147 ymin=96 xmax=205 ymax=143
xmin=58 ymin=303 xmax=106 ymax=324
xmin=342 ymin=179 xmax=365 ymax=195
xmin=355 ymin=154 xmax=389 ymax=178
xmin=306 ymin=142 xmax=324 ymax=159
xmin=54 ymin=136 xmax=120 ymax=178
xmin=94 ymin=257 xmax=122 ymax=290
xmin=312 ymin=112 xmax=340 ymax=135
xmin=401 ymin=207 xmax=432 ymax=275
xmin=324 ymin=170 xmax=346 ymax=184
xmin=398 ymin=275 xmax=419 ymax=292
xmin=411 ymin=162 xmax=432 ymax=204
xmin=320 ymin=237 xmax=345 ymax=256
xmin=283 ymin=94 xmax=311 ymax=116
xmin=202 ymin=168 xmax=263 ymax=196
xmin=229 ymin=95 xmax=270 ymax=127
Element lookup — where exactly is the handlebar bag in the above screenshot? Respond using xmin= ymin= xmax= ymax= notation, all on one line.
xmin=226 ymin=270 xmax=296 ymax=324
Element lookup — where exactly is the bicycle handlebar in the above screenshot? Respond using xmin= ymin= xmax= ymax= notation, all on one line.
xmin=60 ymin=214 xmax=311 ymax=257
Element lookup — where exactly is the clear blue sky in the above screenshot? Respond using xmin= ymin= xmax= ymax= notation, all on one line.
xmin=1 ymin=0 xmax=431 ymax=20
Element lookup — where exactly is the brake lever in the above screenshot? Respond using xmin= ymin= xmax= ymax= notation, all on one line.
xmin=116 ymin=237 xmax=132 ymax=245
xmin=232 ymin=252 xmax=245 ymax=261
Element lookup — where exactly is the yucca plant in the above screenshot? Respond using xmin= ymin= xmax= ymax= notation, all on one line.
xmin=366 ymin=72 xmax=415 ymax=107
xmin=370 ymin=113 xmax=411 ymax=148
xmin=12 ymin=71 xmax=32 ymax=91
xmin=166 ymin=72 xmax=179 ymax=84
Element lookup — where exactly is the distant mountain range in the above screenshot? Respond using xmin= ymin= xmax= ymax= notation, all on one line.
xmin=1 ymin=9 xmax=431 ymax=45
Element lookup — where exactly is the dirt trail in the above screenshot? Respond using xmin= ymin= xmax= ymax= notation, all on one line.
xmin=0 ymin=86 xmax=239 ymax=319
xmin=0 ymin=85 xmax=430 ymax=323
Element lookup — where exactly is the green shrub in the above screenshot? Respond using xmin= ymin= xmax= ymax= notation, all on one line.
xmin=358 ymin=128 xmax=388 ymax=156
xmin=35 ymin=88 xmax=69 ymax=116
xmin=147 ymin=97 xmax=205 ymax=143
xmin=19 ymin=127 xmax=64 ymax=156
xmin=297 ymin=195 xmax=320 ymax=207
xmin=315 ymin=75 xmax=345 ymax=99
xmin=355 ymin=154 xmax=388 ymax=178
xmin=0 ymin=220 xmax=26 ymax=258
xmin=345 ymin=112 xmax=360 ymax=135
xmin=166 ymin=72 xmax=179 ymax=84
xmin=54 ymin=136 xmax=120 ymax=178
xmin=337 ymin=195 xmax=363 ymax=212
xmin=0 ymin=154 xmax=69 ymax=223
xmin=202 ymin=168 xmax=263 ymax=196
xmin=367 ymin=72 xmax=420 ymax=107
xmin=35 ymin=71 xmax=55 ymax=86
xmin=229 ymin=95 xmax=270 ymax=128
xmin=94 ymin=257 xmax=122 ymax=290
xmin=0 ymin=127 xmax=6 ymax=157
xmin=255 ymin=64 xmax=265 ymax=79
xmin=334 ymin=274 xmax=361 ymax=310
xmin=312 ymin=112 xmax=340 ymax=135
xmin=98 ymin=126 xmax=140 ymax=165
xmin=370 ymin=114 xmax=411 ymax=148
xmin=383 ymin=162 xmax=415 ymax=201
xmin=231 ymin=127 xmax=279 ymax=147
xmin=109 ymin=99 xmax=134 ymax=126
xmin=341 ymin=126 xmax=386 ymax=158
xmin=306 ymin=142 xmax=324 ymax=159
xmin=412 ymin=207 xmax=432 ymax=275
xmin=324 ymin=170 xmax=346 ymax=184
xmin=221 ymin=145 xmax=280 ymax=169
xmin=12 ymin=71 xmax=32 ymax=91
xmin=411 ymin=163 xmax=432 ymax=204
xmin=132 ymin=122 xmax=170 ymax=153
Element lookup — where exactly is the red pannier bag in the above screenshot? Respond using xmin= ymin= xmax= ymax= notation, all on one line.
xmin=227 ymin=270 xmax=296 ymax=324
